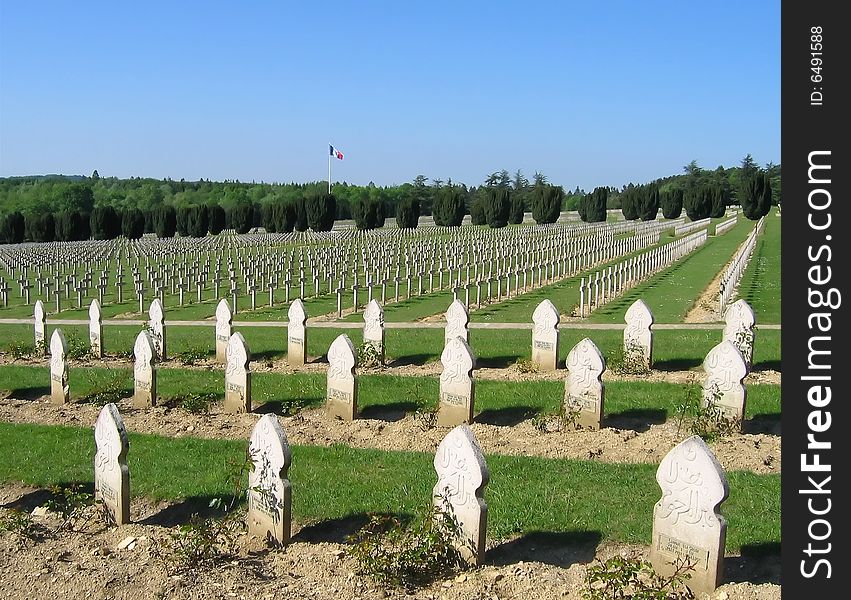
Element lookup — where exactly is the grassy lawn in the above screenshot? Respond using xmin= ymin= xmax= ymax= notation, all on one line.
xmin=0 ymin=364 xmax=781 ymax=421
xmin=0 ymin=421 xmax=780 ymax=551
xmin=587 ymin=219 xmax=755 ymax=323
xmin=0 ymin=323 xmax=782 ymax=371
xmin=737 ymin=212 xmax=781 ymax=323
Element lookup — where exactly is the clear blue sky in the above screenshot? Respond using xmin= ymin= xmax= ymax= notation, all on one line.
xmin=0 ymin=1 xmax=780 ymax=191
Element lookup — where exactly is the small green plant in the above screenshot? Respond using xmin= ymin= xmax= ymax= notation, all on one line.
xmin=164 ymin=392 xmax=218 ymax=414
xmin=41 ymin=484 xmax=110 ymax=532
xmin=607 ymin=343 xmax=650 ymax=376
xmin=409 ymin=380 xmax=437 ymax=431
xmin=65 ymin=333 xmax=91 ymax=360
xmin=357 ymin=341 xmax=383 ymax=369
xmin=675 ymin=382 xmax=739 ymax=442
xmin=346 ymin=495 xmax=469 ymax=590
xmin=78 ymin=373 xmax=129 ymax=406
xmin=583 ymin=555 xmax=695 ymax=599
xmin=5 ymin=341 xmax=36 ymax=359
xmin=531 ymin=402 xmax=580 ymax=433
xmin=177 ymin=345 xmax=210 ymax=366
xmin=0 ymin=509 xmax=49 ymax=542
xmin=513 ymin=357 xmax=539 ymax=374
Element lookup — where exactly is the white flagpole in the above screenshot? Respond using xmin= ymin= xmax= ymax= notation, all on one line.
xmin=328 ymin=143 xmax=332 ymax=194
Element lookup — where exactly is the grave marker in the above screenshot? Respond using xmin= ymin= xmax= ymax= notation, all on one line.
xmin=445 ymin=299 xmax=469 ymax=346
xmin=650 ymin=436 xmax=729 ymax=596
xmin=148 ymin=298 xmax=166 ymax=360
xmin=624 ymin=299 xmax=654 ymax=371
xmin=287 ymin=299 xmax=307 ymax=367
xmin=225 ymin=332 xmax=252 ymax=413
xmin=433 ymin=424 xmax=489 ymax=566
xmin=722 ymin=299 xmax=756 ymax=369
xmin=215 ymin=299 xmax=232 ymax=363
xmin=702 ymin=341 xmax=748 ymax=426
xmin=326 ymin=334 xmax=358 ymax=420
xmin=246 ymin=414 xmax=292 ymax=545
xmin=49 ymin=329 xmax=69 ymax=404
xmin=362 ymin=299 xmax=385 ymax=365
xmin=89 ymin=299 xmax=104 ymax=358
xmin=94 ymin=403 xmax=131 ymax=525
xmin=34 ymin=300 xmax=46 ymax=355
xmin=563 ymin=338 xmax=606 ymax=429
xmin=133 ymin=330 xmax=157 ymax=408
xmin=531 ymin=299 xmax=560 ymax=371
xmin=438 ymin=336 xmax=476 ymax=427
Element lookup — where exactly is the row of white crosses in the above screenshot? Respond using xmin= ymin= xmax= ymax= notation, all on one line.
xmin=578 ymin=229 xmax=708 ymax=317
xmin=89 ymin=403 xmax=732 ymax=594
xmin=713 ymin=214 xmax=738 ymax=236
xmin=718 ymin=216 xmax=766 ymax=315
xmin=5 ymin=217 xmax=684 ymax=317
xmin=674 ymin=217 xmax=710 ymax=237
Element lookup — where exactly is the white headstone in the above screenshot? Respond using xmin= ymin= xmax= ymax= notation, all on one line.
xmin=148 ymin=298 xmax=166 ymax=360
xmin=215 ymin=299 xmax=232 ymax=363
xmin=650 ymin=436 xmax=729 ymax=595
xmin=326 ymin=334 xmax=358 ymax=420
xmin=133 ymin=330 xmax=157 ymax=408
xmin=49 ymin=328 xmax=69 ymax=404
xmin=563 ymin=337 xmax=606 ymax=429
xmin=531 ymin=299 xmax=560 ymax=371
xmin=702 ymin=341 xmax=748 ymax=425
xmin=287 ymin=299 xmax=307 ymax=367
xmin=624 ymin=299 xmax=654 ymax=371
xmin=433 ymin=424 xmax=489 ymax=566
xmin=34 ymin=300 xmax=46 ymax=355
xmin=94 ymin=403 xmax=131 ymax=525
xmin=89 ymin=299 xmax=104 ymax=358
xmin=225 ymin=332 xmax=251 ymax=413
xmin=247 ymin=414 xmax=292 ymax=545
xmin=362 ymin=299 xmax=385 ymax=364
xmin=722 ymin=299 xmax=756 ymax=369
xmin=438 ymin=336 xmax=476 ymax=427
xmin=445 ymin=299 xmax=469 ymax=346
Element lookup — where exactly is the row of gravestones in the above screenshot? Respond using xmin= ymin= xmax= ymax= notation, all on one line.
xmin=714 ymin=215 xmax=738 ymax=236
xmin=91 ymin=401 xmax=732 ymax=595
xmin=718 ymin=216 xmax=766 ymax=315
xmin=46 ymin=308 xmax=753 ymax=436
xmin=5 ymin=217 xmax=683 ymax=314
xmin=674 ymin=217 xmax=710 ymax=237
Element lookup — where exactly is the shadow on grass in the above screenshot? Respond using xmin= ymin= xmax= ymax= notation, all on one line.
xmin=487 ymin=530 xmax=602 ymax=567
xmin=388 ymin=354 xmax=436 ymax=367
xmin=744 ymin=414 xmax=781 ymax=436
xmin=295 ymin=512 xmax=414 ymax=544
xmin=475 ymin=406 xmax=538 ymax=427
xmin=605 ymin=408 xmax=667 ymax=432
xmin=251 ymin=350 xmax=287 ymax=362
xmin=723 ymin=542 xmax=781 ymax=585
xmin=359 ymin=401 xmax=420 ymax=422
xmin=476 ymin=355 xmax=524 ymax=369
xmin=653 ymin=358 xmax=703 ymax=371
xmin=140 ymin=495 xmax=234 ymax=527
xmin=752 ymin=360 xmax=781 ymax=372
xmin=2 ymin=386 xmax=50 ymax=401
xmin=255 ymin=397 xmax=322 ymax=414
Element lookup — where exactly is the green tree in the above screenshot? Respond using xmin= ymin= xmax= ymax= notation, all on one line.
xmin=90 ymin=206 xmax=120 ymax=240
xmin=305 ymin=193 xmax=336 ymax=231
xmin=121 ymin=208 xmax=145 ymax=239
xmin=176 ymin=206 xmax=191 ymax=236
xmin=530 ymin=184 xmax=563 ymax=224
xmin=153 ymin=205 xmax=177 ymax=238
xmin=25 ymin=212 xmax=55 ymax=242
xmin=469 ymin=196 xmax=486 ymax=225
xmin=684 ymin=185 xmax=712 ymax=221
xmin=432 ymin=185 xmax=465 ymax=226
xmin=208 ymin=204 xmax=226 ymax=234
xmin=395 ymin=194 xmax=420 ymax=228
xmin=229 ymin=202 xmax=254 ymax=234
xmin=742 ymin=173 xmax=772 ymax=220
xmin=186 ymin=204 xmax=209 ymax=237
xmin=661 ymin=188 xmax=683 ymax=219
xmin=638 ymin=183 xmax=660 ymax=221
xmin=508 ymin=190 xmax=524 ymax=224
xmin=581 ymin=187 xmax=608 ymax=222
xmin=55 ymin=210 xmax=89 ymax=241
xmin=483 ymin=187 xmax=510 ymax=228
xmin=0 ymin=211 xmax=26 ymax=243
xmin=293 ymin=195 xmax=308 ymax=232
xmin=709 ymin=184 xmax=727 ymax=218
xmin=621 ymin=184 xmax=639 ymax=220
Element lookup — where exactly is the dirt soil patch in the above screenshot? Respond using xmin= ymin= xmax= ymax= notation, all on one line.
xmin=0 ymin=482 xmax=780 ymax=600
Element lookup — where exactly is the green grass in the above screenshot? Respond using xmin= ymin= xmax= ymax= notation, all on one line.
xmin=587 ymin=219 xmax=756 ymax=323
xmin=0 ymin=323 xmax=782 ymax=370
xmin=0 ymin=363 xmax=781 ymax=421
xmin=737 ymin=212 xmax=781 ymax=323
xmin=0 ymin=421 xmax=780 ymax=551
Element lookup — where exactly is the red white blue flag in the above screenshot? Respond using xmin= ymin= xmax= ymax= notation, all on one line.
xmin=329 ymin=144 xmax=344 ymax=160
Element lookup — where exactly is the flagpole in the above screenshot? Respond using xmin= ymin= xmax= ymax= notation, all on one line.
xmin=328 ymin=143 xmax=332 ymax=194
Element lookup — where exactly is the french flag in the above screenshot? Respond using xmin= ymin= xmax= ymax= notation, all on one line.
xmin=329 ymin=144 xmax=344 ymax=160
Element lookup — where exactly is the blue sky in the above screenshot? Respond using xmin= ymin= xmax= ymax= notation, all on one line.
xmin=0 ymin=1 xmax=780 ymax=191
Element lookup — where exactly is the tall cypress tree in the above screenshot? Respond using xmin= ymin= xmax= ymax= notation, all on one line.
xmin=661 ymin=188 xmax=683 ymax=219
